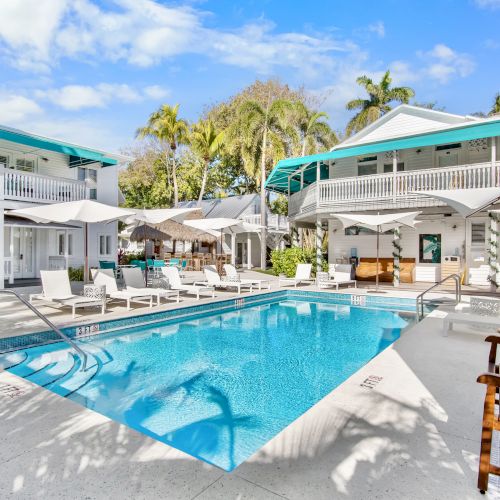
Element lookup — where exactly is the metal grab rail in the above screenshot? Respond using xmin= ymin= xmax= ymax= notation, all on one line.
xmin=416 ymin=274 xmax=462 ymax=321
xmin=0 ymin=289 xmax=89 ymax=371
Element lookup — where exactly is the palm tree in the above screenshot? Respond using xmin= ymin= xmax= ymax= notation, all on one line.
xmin=233 ymin=97 xmax=294 ymax=268
xmin=292 ymin=101 xmax=338 ymax=156
xmin=345 ymin=70 xmax=415 ymax=136
xmin=136 ymin=104 xmax=189 ymax=207
xmin=190 ymin=119 xmax=225 ymax=205
xmin=489 ymin=93 xmax=500 ymax=116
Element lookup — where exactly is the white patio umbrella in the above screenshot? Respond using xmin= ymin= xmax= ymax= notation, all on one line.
xmin=184 ymin=218 xmax=263 ymax=264
xmin=9 ymin=200 xmax=135 ymax=283
xmin=411 ymin=187 xmax=500 ymax=282
xmin=332 ymin=211 xmax=421 ymax=292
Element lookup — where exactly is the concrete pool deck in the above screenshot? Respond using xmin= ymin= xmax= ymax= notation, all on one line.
xmin=1 ymin=277 xmax=499 ymax=498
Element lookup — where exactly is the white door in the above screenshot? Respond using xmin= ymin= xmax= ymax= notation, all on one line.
xmin=13 ymin=227 xmax=35 ymax=279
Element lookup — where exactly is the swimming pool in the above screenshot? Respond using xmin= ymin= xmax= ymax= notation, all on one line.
xmin=1 ymin=293 xmax=415 ymax=471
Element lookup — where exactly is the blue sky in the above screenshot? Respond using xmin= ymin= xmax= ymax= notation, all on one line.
xmin=0 ymin=0 xmax=499 ymax=153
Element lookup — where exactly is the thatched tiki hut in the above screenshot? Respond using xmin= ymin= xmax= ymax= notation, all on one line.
xmin=155 ymin=209 xmax=217 ymax=255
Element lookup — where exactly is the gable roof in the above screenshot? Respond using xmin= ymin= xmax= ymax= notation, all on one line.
xmin=339 ymin=105 xmax=480 ymax=149
xmin=178 ymin=194 xmax=260 ymax=218
xmin=265 ymin=104 xmax=500 ymax=194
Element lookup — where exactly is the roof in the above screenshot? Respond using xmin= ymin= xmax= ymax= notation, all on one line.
xmin=265 ymin=105 xmax=500 ymax=194
xmin=178 ymin=194 xmax=260 ymax=218
xmin=0 ymin=123 xmax=130 ymax=167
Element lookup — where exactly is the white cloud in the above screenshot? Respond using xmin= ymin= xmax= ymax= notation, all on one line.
xmin=0 ymin=93 xmax=43 ymax=123
xmin=474 ymin=0 xmax=500 ymax=9
xmin=0 ymin=0 xmax=356 ymax=76
xmin=36 ymin=83 xmax=168 ymax=110
xmin=367 ymin=21 xmax=385 ymax=38
xmin=419 ymin=44 xmax=475 ymax=83
xmin=143 ymin=85 xmax=170 ymax=100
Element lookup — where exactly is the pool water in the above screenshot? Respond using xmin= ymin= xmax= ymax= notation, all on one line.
xmin=1 ymin=297 xmax=413 ymax=471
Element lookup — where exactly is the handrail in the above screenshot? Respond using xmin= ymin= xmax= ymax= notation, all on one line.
xmin=415 ymin=273 xmax=462 ymax=320
xmin=0 ymin=289 xmax=89 ymax=371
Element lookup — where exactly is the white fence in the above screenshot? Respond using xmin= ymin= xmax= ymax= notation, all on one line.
xmin=242 ymin=213 xmax=289 ymax=231
xmin=289 ymin=161 xmax=500 ymax=215
xmin=3 ymin=169 xmax=87 ymax=203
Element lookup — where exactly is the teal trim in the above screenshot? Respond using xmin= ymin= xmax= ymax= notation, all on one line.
xmin=266 ymin=119 xmax=500 ymax=193
xmin=0 ymin=128 xmax=118 ymax=167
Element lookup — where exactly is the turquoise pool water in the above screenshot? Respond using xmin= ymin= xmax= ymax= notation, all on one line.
xmin=1 ymin=296 xmax=414 ymax=471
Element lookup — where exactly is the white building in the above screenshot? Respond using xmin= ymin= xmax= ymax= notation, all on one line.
xmin=180 ymin=194 xmax=289 ymax=268
xmin=0 ymin=124 xmax=127 ymax=285
xmin=265 ymin=105 xmax=500 ymax=285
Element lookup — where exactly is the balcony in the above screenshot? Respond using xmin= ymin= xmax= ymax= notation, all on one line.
xmin=242 ymin=213 xmax=289 ymax=232
xmin=2 ymin=168 xmax=87 ymax=204
xmin=289 ymin=161 xmax=500 ymax=217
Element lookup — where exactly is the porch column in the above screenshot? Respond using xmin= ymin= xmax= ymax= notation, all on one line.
xmin=247 ymin=233 xmax=252 ymax=270
xmin=491 ymin=137 xmax=497 ymax=187
xmin=392 ymin=150 xmax=398 ymax=203
xmin=316 ymin=161 xmax=321 ymax=208
xmin=488 ymin=211 xmax=500 ymax=291
xmin=464 ymin=219 xmax=471 ymax=285
xmin=316 ymin=218 xmax=324 ymax=273
xmin=231 ymin=233 xmax=236 ymax=266
xmin=64 ymin=229 xmax=69 ymax=270
xmin=300 ymin=169 xmax=304 ymax=190
xmin=9 ymin=227 xmax=14 ymax=284
xmin=393 ymin=227 xmax=401 ymax=287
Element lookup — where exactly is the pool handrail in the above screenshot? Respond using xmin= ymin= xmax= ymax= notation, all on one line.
xmin=0 ymin=288 xmax=89 ymax=371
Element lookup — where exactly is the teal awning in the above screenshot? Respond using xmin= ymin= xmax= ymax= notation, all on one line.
xmin=0 ymin=127 xmax=118 ymax=167
xmin=266 ymin=118 xmax=500 ymax=193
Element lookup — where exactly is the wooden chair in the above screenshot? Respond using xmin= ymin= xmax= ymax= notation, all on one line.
xmin=477 ymin=335 xmax=500 ymax=494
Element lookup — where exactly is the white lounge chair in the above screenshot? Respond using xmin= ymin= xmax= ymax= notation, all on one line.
xmin=278 ymin=263 xmax=315 ymax=288
xmin=442 ymin=312 xmax=500 ymax=337
xmin=223 ymin=264 xmax=271 ymax=291
xmin=161 ymin=266 xmax=215 ymax=300
xmin=121 ymin=267 xmax=180 ymax=305
xmin=316 ymin=264 xmax=356 ymax=290
xmin=30 ymin=270 xmax=106 ymax=318
xmin=195 ymin=265 xmax=253 ymax=295
xmin=92 ymin=269 xmax=153 ymax=310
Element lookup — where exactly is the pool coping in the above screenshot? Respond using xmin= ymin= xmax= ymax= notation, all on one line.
xmin=0 ymin=289 xmax=421 ymax=354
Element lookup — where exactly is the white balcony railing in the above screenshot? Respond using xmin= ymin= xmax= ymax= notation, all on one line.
xmin=242 ymin=213 xmax=289 ymax=231
xmin=289 ymin=161 xmax=500 ymax=216
xmin=3 ymin=168 xmax=87 ymax=203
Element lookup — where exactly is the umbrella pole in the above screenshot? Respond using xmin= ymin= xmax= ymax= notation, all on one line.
xmin=84 ymin=222 xmax=89 ymax=284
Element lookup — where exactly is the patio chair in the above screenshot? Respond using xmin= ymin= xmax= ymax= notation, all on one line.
xmin=315 ymin=264 xmax=357 ymax=290
xmin=92 ymin=269 xmax=154 ymax=311
xmin=129 ymin=259 xmax=146 ymax=271
xmin=161 ymin=266 xmax=215 ymax=300
xmin=29 ymin=270 xmax=106 ymax=318
xmin=223 ymin=264 xmax=271 ymax=291
xmin=195 ymin=265 xmax=253 ymax=295
xmin=278 ymin=263 xmax=315 ymax=288
xmin=99 ymin=260 xmax=116 ymax=271
xmin=121 ymin=267 xmax=180 ymax=305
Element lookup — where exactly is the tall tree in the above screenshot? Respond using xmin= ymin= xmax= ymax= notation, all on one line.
xmin=233 ymin=97 xmax=294 ymax=268
xmin=190 ymin=119 xmax=225 ymax=205
xmin=489 ymin=93 xmax=500 ymax=116
xmin=291 ymin=101 xmax=338 ymax=156
xmin=345 ymin=70 xmax=415 ymax=136
xmin=136 ymin=104 xmax=189 ymax=207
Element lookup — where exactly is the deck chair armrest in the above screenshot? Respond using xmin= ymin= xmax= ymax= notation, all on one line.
xmin=477 ymin=372 xmax=500 ymax=386
xmin=485 ymin=335 xmax=500 ymax=345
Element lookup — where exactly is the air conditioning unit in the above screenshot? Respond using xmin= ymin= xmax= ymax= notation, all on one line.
xmin=443 ymin=256 xmax=461 ymax=264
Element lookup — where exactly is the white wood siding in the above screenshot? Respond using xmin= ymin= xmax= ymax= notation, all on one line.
xmin=330 ymin=157 xmax=357 ymax=178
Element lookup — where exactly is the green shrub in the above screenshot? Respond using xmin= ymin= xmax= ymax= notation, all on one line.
xmin=121 ymin=251 xmax=145 ymax=265
xmin=68 ymin=266 xmax=84 ymax=282
xmin=271 ymin=247 xmax=328 ymax=277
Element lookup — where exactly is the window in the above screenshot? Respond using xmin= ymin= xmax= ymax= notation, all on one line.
xmin=15 ymin=158 xmax=35 ymax=172
xmin=89 ymin=188 xmax=97 ymax=200
xmin=357 ymin=155 xmax=377 ymax=176
xmin=58 ymin=233 xmax=65 ymax=256
xmin=472 ymin=223 xmax=486 ymax=245
xmin=0 ymin=154 xmax=9 ymax=169
xmin=383 ymin=162 xmax=405 ymax=173
xmin=99 ymin=235 xmax=112 ymax=256
xmin=78 ymin=167 xmax=97 ymax=182
xmin=435 ymin=143 xmax=461 ymax=151
xmin=67 ymin=233 xmax=73 ymax=256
